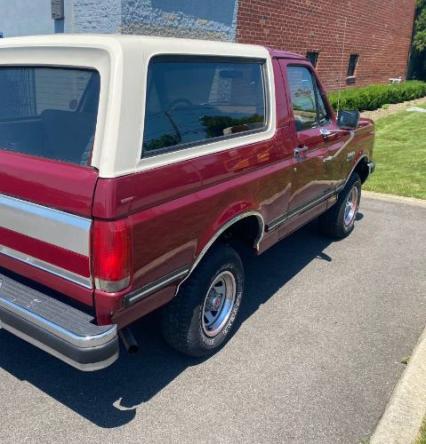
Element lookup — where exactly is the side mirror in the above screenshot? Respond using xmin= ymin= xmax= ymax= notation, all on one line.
xmin=337 ymin=110 xmax=360 ymax=129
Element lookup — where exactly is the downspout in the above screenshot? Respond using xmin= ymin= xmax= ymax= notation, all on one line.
xmin=406 ymin=0 xmax=418 ymax=80
xmin=52 ymin=0 xmax=65 ymax=33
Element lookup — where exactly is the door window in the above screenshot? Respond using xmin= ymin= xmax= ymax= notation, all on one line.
xmin=315 ymin=83 xmax=330 ymax=126
xmin=286 ymin=66 xmax=329 ymax=131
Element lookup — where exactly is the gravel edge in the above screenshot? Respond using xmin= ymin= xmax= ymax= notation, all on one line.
xmin=361 ymin=97 xmax=426 ymax=121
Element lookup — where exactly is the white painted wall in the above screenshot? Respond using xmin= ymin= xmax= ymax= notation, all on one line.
xmin=0 ymin=1 xmax=238 ymax=39
xmin=0 ymin=0 xmax=55 ymax=37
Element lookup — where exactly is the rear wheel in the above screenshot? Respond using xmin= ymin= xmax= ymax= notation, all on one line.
xmin=319 ymin=173 xmax=361 ymax=239
xmin=161 ymin=243 xmax=244 ymax=357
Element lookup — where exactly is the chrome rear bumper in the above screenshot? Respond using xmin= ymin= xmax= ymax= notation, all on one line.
xmin=0 ymin=271 xmax=118 ymax=371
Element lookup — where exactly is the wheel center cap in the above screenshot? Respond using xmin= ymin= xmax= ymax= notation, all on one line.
xmin=211 ymin=295 xmax=222 ymax=310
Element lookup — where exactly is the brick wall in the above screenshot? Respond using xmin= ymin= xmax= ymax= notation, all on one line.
xmin=0 ymin=0 xmax=414 ymax=91
xmin=236 ymin=0 xmax=416 ymax=90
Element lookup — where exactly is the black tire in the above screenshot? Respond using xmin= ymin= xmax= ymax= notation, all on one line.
xmin=161 ymin=243 xmax=244 ymax=357
xmin=319 ymin=173 xmax=362 ymax=239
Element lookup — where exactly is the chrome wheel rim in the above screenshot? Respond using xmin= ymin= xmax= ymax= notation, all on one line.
xmin=344 ymin=186 xmax=359 ymax=227
xmin=202 ymin=271 xmax=236 ymax=338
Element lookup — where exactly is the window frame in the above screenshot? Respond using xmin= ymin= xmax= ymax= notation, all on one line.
xmin=286 ymin=64 xmax=331 ymax=132
xmin=314 ymin=76 xmax=331 ymax=127
xmin=347 ymin=54 xmax=359 ymax=78
xmin=141 ymin=55 xmax=270 ymax=159
xmin=306 ymin=51 xmax=319 ymax=68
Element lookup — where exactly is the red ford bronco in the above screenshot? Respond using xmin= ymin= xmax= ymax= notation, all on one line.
xmin=0 ymin=35 xmax=375 ymax=371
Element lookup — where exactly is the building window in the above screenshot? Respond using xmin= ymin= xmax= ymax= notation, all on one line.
xmin=306 ymin=51 xmax=319 ymax=67
xmin=347 ymin=54 xmax=359 ymax=77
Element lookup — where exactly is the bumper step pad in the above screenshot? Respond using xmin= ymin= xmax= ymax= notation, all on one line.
xmin=0 ymin=272 xmax=118 ymax=371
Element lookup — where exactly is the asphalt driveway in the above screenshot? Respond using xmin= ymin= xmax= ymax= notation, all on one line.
xmin=1 ymin=196 xmax=425 ymax=443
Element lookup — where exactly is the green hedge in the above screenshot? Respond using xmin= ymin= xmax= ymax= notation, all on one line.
xmin=327 ymin=81 xmax=426 ymax=112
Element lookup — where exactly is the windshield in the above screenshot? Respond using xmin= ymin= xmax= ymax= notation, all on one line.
xmin=0 ymin=67 xmax=100 ymax=165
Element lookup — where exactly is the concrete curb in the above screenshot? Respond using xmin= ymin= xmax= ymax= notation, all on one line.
xmin=363 ymin=191 xmax=426 ymax=208
xmin=370 ymin=326 xmax=426 ymax=444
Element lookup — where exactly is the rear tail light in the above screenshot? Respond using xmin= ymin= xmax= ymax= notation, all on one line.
xmin=92 ymin=219 xmax=132 ymax=292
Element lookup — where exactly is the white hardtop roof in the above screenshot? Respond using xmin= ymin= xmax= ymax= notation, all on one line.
xmin=0 ymin=33 xmax=269 ymax=58
xmin=0 ymin=34 xmax=274 ymax=178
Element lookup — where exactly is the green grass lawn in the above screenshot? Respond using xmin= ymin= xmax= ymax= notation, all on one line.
xmin=416 ymin=416 xmax=426 ymax=444
xmin=364 ymin=104 xmax=426 ymax=199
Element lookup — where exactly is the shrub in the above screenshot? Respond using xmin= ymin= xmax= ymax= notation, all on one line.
xmin=327 ymin=81 xmax=426 ymax=112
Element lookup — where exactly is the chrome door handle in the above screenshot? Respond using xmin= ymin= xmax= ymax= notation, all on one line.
xmin=294 ymin=145 xmax=308 ymax=160
xmin=320 ymin=128 xmax=336 ymax=138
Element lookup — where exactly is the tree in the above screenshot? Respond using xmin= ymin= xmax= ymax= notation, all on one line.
xmin=409 ymin=0 xmax=426 ymax=80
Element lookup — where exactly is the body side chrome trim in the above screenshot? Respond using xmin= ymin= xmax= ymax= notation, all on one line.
xmin=125 ymin=212 xmax=264 ymax=305
xmin=125 ymin=267 xmax=190 ymax=307
xmin=267 ymin=155 xmax=372 ymax=233
xmin=0 ymin=245 xmax=92 ymax=288
xmin=193 ymin=211 xmax=264 ymax=272
xmin=0 ymin=194 xmax=91 ymax=256
xmin=267 ymin=189 xmax=337 ymax=232
xmin=127 ymin=212 xmax=265 ymax=302
xmin=175 ymin=211 xmax=265 ymax=296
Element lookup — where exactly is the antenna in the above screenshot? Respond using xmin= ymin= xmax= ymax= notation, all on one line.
xmin=336 ymin=17 xmax=348 ymax=112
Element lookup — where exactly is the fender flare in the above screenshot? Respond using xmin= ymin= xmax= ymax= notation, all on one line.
xmin=340 ymin=154 xmax=369 ymax=190
xmin=175 ymin=211 xmax=265 ymax=294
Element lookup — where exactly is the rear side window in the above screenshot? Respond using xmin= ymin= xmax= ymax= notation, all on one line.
xmin=142 ymin=56 xmax=267 ymax=156
xmin=0 ymin=67 xmax=100 ymax=165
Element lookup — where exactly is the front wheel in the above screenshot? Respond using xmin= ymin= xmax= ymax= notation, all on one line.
xmin=161 ymin=243 xmax=244 ymax=357
xmin=319 ymin=173 xmax=361 ymax=239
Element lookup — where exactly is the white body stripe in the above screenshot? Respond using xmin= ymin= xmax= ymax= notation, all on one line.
xmin=0 ymin=194 xmax=91 ymax=257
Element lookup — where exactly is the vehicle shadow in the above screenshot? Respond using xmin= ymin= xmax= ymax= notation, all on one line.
xmin=0 ymin=217 xmax=358 ymax=428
